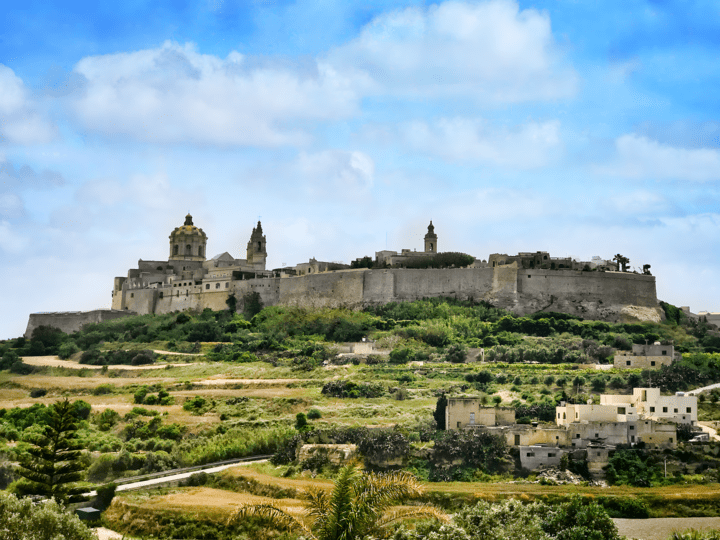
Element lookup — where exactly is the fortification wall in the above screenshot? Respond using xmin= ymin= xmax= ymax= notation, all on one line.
xmin=25 ymin=309 xmax=137 ymax=338
xmin=278 ymin=271 xmax=365 ymax=308
xmin=391 ymin=268 xmax=498 ymax=302
xmin=513 ymin=270 xmax=659 ymax=320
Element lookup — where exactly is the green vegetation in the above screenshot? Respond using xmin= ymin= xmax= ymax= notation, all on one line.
xmin=229 ymin=464 xmax=448 ymax=540
xmin=12 ymin=399 xmax=87 ymax=503
xmin=0 ymin=490 xmax=96 ymax=540
xmin=2 ymin=298 xmax=720 ymax=539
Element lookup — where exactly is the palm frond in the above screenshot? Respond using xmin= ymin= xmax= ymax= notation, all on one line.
xmin=227 ymin=503 xmax=314 ymax=538
xmin=374 ymin=505 xmax=451 ymax=529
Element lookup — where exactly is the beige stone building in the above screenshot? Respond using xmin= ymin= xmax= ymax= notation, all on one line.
xmin=613 ymin=342 xmax=676 ymax=369
xmin=445 ymin=399 xmax=515 ymax=430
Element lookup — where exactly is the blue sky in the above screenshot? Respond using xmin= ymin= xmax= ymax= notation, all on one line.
xmin=2 ymin=0 xmax=720 ymax=339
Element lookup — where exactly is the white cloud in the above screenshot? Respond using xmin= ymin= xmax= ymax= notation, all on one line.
xmin=0 ymin=193 xmax=24 ymax=218
xmin=0 ymin=220 xmax=27 ymax=252
xmin=327 ymin=0 xmax=577 ymax=102
xmin=607 ymin=190 xmax=669 ymax=214
xmin=605 ymin=134 xmax=720 ymax=182
xmin=70 ymin=41 xmax=365 ymax=147
xmin=0 ymin=65 xmax=57 ymax=144
xmin=296 ymin=149 xmax=374 ymax=195
xmin=395 ymin=117 xmax=561 ymax=168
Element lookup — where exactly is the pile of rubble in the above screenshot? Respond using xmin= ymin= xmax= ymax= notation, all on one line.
xmin=535 ymin=467 xmax=604 ymax=486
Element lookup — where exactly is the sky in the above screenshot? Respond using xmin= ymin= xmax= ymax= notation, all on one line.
xmin=2 ymin=0 xmax=720 ymax=339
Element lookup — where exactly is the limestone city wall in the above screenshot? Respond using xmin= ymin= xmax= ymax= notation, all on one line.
xmin=25 ymin=309 xmax=137 ymax=338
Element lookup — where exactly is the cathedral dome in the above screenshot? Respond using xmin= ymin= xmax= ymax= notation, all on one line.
xmin=169 ymin=214 xmax=207 ymax=261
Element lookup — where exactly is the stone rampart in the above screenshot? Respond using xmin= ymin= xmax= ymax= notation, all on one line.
xmin=25 ymin=309 xmax=137 ymax=338
xmin=106 ymin=265 xmax=659 ymax=324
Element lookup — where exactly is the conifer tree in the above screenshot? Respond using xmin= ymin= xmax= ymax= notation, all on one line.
xmin=15 ymin=399 xmax=87 ymax=503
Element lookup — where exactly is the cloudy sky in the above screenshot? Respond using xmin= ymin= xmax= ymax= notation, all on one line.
xmin=2 ymin=0 xmax=720 ymax=339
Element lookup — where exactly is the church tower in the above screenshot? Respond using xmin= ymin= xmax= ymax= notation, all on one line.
xmin=424 ymin=221 xmax=437 ymax=253
xmin=169 ymin=214 xmax=207 ymax=261
xmin=246 ymin=221 xmax=267 ymax=270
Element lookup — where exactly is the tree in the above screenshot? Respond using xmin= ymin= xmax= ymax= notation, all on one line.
xmin=0 ymin=491 xmax=96 ymax=540
xmin=14 ymin=399 xmax=87 ymax=503
xmin=613 ymin=254 xmax=629 ymax=272
xmin=242 ymin=291 xmax=264 ymax=319
xmin=433 ymin=394 xmax=447 ymax=430
xmin=228 ymin=464 xmax=447 ymax=540
xmin=225 ymin=293 xmax=238 ymax=313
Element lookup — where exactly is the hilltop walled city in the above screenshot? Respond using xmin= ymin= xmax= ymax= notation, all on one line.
xmin=29 ymin=214 xmax=663 ymax=336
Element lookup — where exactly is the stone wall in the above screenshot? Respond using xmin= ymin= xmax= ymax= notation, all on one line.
xmin=25 ymin=309 xmax=137 ymax=338
xmin=107 ymin=264 xmax=659 ymax=324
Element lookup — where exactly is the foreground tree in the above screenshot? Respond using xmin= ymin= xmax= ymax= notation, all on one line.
xmin=14 ymin=399 xmax=87 ymax=503
xmin=228 ymin=464 xmax=447 ymax=540
xmin=0 ymin=491 xmax=96 ymax=540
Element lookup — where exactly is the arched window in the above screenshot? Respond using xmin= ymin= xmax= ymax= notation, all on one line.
xmin=186 ymin=244 xmax=192 ymax=254
xmin=257 ymin=241 xmax=262 ymax=251
xmin=430 ymin=243 xmax=433 ymax=250
xmin=198 ymin=246 xmax=203 ymax=257
xmin=174 ymin=245 xmax=179 ymax=255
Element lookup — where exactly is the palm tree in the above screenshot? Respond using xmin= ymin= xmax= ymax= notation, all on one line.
xmin=227 ymin=464 xmax=448 ymax=540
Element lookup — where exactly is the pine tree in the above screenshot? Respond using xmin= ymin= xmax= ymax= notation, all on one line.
xmin=15 ymin=399 xmax=87 ymax=503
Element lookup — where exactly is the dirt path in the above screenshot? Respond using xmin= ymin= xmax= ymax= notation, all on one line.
xmin=21 ymin=356 xmax=198 ymax=371
xmin=614 ymin=517 xmax=720 ymax=540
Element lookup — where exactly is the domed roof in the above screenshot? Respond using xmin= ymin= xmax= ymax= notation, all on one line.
xmin=170 ymin=214 xmax=207 ymax=238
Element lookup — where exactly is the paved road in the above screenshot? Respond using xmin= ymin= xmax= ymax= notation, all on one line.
xmin=86 ymin=456 xmax=270 ymax=496
xmin=115 ymin=459 xmax=268 ymax=492
xmin=687 ymin=382 xmax=720 ymax=395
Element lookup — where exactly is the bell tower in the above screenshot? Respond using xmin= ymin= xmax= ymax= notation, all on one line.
xmin=424 ymin=221 xmax=437 ymax=253
xmin=246 ymin=221 xmax=267 ymax=270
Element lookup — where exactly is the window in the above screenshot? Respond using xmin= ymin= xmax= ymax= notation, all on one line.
xmin=206 ymin=284 xmax=210 ymax=289
xmin=225 ymin=282 xmax=229 ymax=288
xmin=650 ymin=407 xmax=655 ymax=413
xmin=563 ymin=412 xmax=566 ymax=419
xmin=186 ymin=244 xmax=191 ymax=254
xmin=469 ymin=413 xmax=475 ymax=425
xmin=514 ymin=435 xmax=520 ymax=445
xmin=629 ymin=425 xmax=635 ymax=430
xmin=631 ymin=436 xmax=635 ymax=442
xmin=576 ymin=434 xmax=581 ymax=438
xmin=662 ymin=407 xmax=668 ymax=413
xmin=215 ymin=283 xmax=220 ymax=289
xmin=257 ymin=241 xmax=262 ymax=250
xmin=548 ymin=453 xmax=556 ymax=457
xmin=174 ymin=244 xmax=179 ymax=255
xmin=687 ymin=407 xmax=692 ymax=413
xmin=526 ymin=452 xmax=535 ymax=457
xmin=626 ymin=360 xmax=631 ymax=366
xmin=618 ymin=407 xmax=626 ymax=414
xmin=457 ymin=422 xmax=461 ymax=428
xmin=130 ymin=293 xmax=134 ymax=298
xmin=669 ymin=438 xmax=673 ymax=443
xmin=595 ymin=433 xmax=599 ymax=438
xmin=674 ymin=408 xmax=678 ymax=413
xmin=651 ymin=361 xmax=656 ymax=366
xmin=159 ymin=292 xmax=163 ymax=299
xmin=662 ymin=350 xmax=667 ymax=355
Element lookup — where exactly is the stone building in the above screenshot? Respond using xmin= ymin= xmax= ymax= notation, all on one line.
xmin=613 ymin=342 xmax=677 ymax=369
xmin=445 ymin=398 xmax=515 ymax=430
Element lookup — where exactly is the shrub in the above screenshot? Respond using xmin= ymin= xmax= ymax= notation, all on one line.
xmin=57 ymin=342 xmax=79 ymax=359
xmin=29 ymin=389 xmax=47 ymax=398
xmin=307 ymin=408 xmax=322 ymax=420
xmin=444 ymin=343 xmax=468 ymax=363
